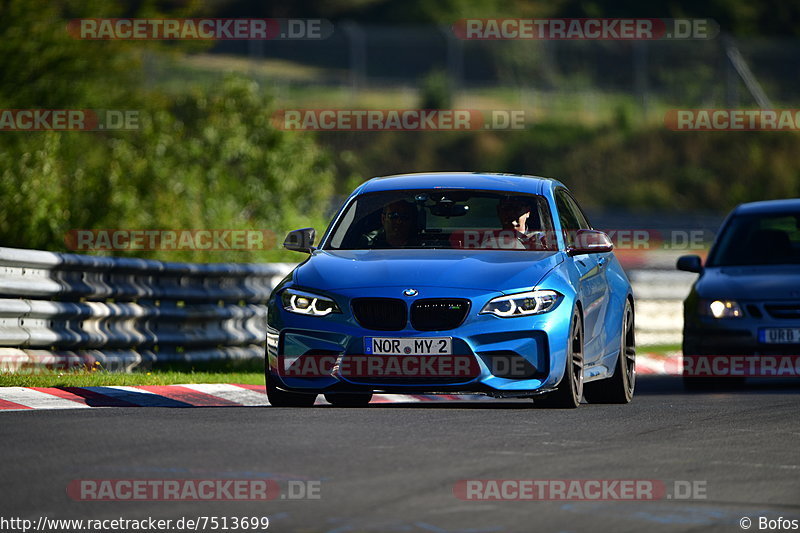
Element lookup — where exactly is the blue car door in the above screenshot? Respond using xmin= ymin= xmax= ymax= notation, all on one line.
xmin=555 ymin=189 xmax=611 ymax=364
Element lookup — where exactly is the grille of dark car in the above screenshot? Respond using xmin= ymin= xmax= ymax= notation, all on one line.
xmin=411 ymin=299 xmax=471 ymax=331
xmin=351 ymin=298 xmax=407 ymax=331
xmin=746 ymin=304 xmax=763 ymax=318
xmin=765 ymin=304 xmax=800 ymax=319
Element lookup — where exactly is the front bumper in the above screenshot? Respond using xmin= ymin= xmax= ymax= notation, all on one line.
xmin=267 ymin=286 xmax=573 ymax=396
xmin=684 ymin=301 xmax=800 ymax=356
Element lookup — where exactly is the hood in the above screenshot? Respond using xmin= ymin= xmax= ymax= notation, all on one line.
xmin=294 ymin=249 xmax=564 ymax=292
xmin=697 ymin=265 xmax=800 ymax=301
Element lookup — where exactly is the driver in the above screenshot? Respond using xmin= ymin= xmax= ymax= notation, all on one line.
xmin=362 ymin=200 xmax=419 ymax=248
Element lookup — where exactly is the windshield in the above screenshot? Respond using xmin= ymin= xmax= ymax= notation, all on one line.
xmin=324 ymin=189 xmax=557 ymax=251
xmin=707 ymin=212 xmax=800 ymax=266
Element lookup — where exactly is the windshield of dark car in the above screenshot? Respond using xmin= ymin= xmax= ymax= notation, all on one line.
xmin=707 ymin=212 xmax=800 ymax=266
xmin=323 ymin=190 xmax=557 ymax=251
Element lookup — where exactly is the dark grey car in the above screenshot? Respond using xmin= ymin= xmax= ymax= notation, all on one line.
xmin=677 ymin=199 xmax=800 ymax=386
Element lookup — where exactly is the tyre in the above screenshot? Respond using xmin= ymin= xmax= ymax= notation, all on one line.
xmin=681 ymin=342 xmax=712 ymax=390
xmin=324 ymin=393 xmax=373 ymax=407
xmin=266 ymin=373 xmax=317 ymax=407
xmin=682 ymin=376 xmax=716 ymax=390
xmin=681 ymin=346 xmax=746 ymax=390
xmin=584 ymin=299 xmax=635 ymax=404
xmin=536 ymin=308 xmax=584 ymax=409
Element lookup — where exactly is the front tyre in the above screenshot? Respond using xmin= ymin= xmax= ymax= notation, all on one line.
xmin=584 ymin=299 xmax=635 ymax=404
xmin=266 ymin=373 xmax=317 ymax=407
xmin=536 ymin=308 xmax=584 ymax=409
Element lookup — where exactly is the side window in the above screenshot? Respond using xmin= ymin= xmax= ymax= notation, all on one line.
xmin=563 ymin=192 xmax=591 ymax=230
xmin=555 ymin=190 xmax=581 ymax=247
xmin=535 ymin=196 xmax=555 ymax=235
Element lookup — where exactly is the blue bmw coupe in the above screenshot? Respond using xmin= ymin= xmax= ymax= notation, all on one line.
xmin=266 ymin=173 xmax=635 ymax=408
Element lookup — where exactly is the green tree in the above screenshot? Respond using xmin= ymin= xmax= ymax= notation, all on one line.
xmin=0 ymin=0 xmax=336 ymax=262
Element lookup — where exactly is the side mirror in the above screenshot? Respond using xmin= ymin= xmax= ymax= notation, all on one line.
xmin=283 ymin=228 xmax=316 ymax=254
xmin=567 ymin=229 xmax=613 ymax=256
xmin=676 ymin=254 xmax=703 ymax=273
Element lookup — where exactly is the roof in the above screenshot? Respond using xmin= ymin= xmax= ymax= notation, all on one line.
xmin=355 ymin=172 xmax=564 ymax=195
xmin=734 ymin=198 xmax=800 ymax=215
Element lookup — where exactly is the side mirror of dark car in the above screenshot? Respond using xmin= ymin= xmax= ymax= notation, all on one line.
xmin=284 ymin=228 xmax=316 ymax=253
xmin=567 ymin=229 xmax=614 ymax=256
xmin=676 ymin=254 xmax=703 ymax=273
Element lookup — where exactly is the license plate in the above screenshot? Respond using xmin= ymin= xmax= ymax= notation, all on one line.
xmin=364 ymin=337 xmax=452 ymax=355
xmin=759 ymin=328 xmax=800 ymax=344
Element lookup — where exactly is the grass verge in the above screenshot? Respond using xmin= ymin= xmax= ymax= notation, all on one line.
xmin=0 ymin=360 xmax=266 ymax=388
xmin=0 ymin=370 xmax=265 ymax=388
xmin=639 ymin=343 xmax=681 ymax=357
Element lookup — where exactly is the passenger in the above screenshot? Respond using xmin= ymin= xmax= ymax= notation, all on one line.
xmin=492 ymin=197 xmax=547 ymax=250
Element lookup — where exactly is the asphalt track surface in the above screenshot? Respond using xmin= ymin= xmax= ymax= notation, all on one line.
xmin=2 ymin=376 xmax=799 ymax=533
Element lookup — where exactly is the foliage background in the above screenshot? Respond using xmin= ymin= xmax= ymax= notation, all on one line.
xmin=1 ymin=0 xmax=798 ymax=262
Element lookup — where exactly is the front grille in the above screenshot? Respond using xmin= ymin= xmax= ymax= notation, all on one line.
xmin=746 ymin=304 xmax=763 ymax=318
xmin=411 ymin=299 xmax=470 ymax=331
xmin=351 ymin=298 xmax=407 ymax=331
xmin=765 ymin=304 xmax=800 ymax=319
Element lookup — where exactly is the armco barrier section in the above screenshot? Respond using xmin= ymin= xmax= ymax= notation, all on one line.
xmin=629 ymin=269 xmax=696 ymax=346
xmin=0 ymin=247 xmax=295 ymax=371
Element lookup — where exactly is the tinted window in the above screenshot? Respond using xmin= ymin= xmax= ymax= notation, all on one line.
xmin=555 ymin=189 xmax=590 ymax=247
xmin=707 ymin=212 xmax=800 ymax=266
xmin=324 ymin=190 xmax=556 ymax=251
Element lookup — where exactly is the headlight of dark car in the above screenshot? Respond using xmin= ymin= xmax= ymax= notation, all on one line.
xmin=281 ymin=288 xmax=341 ymax=316
xmin=698 ymin=299 xmax=743 ymax=319
xmin=480 ymin=290 xmax=560 ymax=317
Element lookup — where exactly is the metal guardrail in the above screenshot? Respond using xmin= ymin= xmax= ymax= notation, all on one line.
xmin=0 ymin=247 xmax=295 ymax=371
xmin=629 ymin=269 xmax=696 ymax=346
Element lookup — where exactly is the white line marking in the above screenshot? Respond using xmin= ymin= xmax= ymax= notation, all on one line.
xmin=0 ymin=385 xmax=499 ymax=411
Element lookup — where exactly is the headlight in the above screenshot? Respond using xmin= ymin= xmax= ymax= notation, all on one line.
xmin=480 ymin=290 xmax=560 ymax=317
xmin=700 ymin=299 xmax=743 ymax=319
xmin=281 ymin=288 xmax=341 ymax=316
